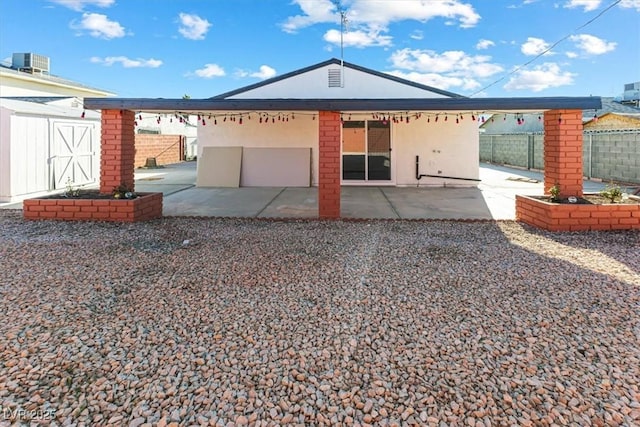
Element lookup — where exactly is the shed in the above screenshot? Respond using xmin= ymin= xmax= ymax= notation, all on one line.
xmin=0 ymin=97 xmax=100 ymax=202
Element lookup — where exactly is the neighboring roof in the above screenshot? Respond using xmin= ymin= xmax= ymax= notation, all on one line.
xmin=0 ymin=64 xmax=115 ymax=97
xmin=0 ymin=97 xmax=100 ymax=119
xmin=212 ymin=58 xmax=464 ymax=100
xmin=597 ymin=97 xmax=640 ymax=116
xmin=480 ymin=97 xmax=639 ymax=134
xmin=1 ymin=96 xmax=75 ymax=104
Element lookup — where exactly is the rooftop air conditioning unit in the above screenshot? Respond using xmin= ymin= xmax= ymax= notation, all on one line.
xmin=623 ymin=81 xmax=640 ymax=102
xmin=12 ymin=53 xmax=50 ymax=74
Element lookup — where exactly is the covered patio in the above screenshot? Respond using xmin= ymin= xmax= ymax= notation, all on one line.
xmin=23 ymin=95 xmax=640 ymax=230
xmin=85 ymin=97 xmax=599 ymax=216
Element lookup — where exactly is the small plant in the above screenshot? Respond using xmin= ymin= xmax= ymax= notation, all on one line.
xmin=64 ymin=177 xmax=80 ymax=197
xmin=548 ymin=183 xmax=560 ymax=202
xmin=600 ymin=182 xmax=622 ymax=203
xmin=112 ymin=184 xmax=136 ymax=199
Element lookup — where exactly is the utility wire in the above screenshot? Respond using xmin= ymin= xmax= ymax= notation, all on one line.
xmin=469 ymin=0 xmax=622 ymax=97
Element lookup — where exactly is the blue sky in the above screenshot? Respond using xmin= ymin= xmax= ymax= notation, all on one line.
xmin=1 ymin=0 xmax=639 ymax=99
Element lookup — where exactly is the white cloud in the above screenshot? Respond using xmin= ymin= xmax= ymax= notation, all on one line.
xmin=72 ymin=12 xmax=126 ymax=39
xmin=235 ymin=65 xmax=277 ymax=80
xmin=410 ymin=30 xmax=424 ymax=40
xmin=178 ymin=13 xmax=211 ymax=40
xmin=564 ymin=0 xmax=602 ymax=11
xmin=49 ymin=0 xmax=114 ymax=11
xmin=521 ymin=37 xmax=551 ymax=56
xmin=323 ymin=28 xmax=392 ymax=48
xmin=476 ymin=39 xmax=495 ymax=50
xmin=281 ymin=0 xmax=481 ymax=43
xmin=281 ymin=0 xmax=336 ymax=33
xmin=387 ymin=70 xmax=480 ymax=91
xmin=90 ymin=56 xmax=162 ymax=68
xmin=193 ymin=64 xmax=226 ymax=78
xmin=250 ymin=65 xmax=276 ymax=80
xmin=388 ymin=48 xmax=503 ymax=92
xmin=620 ymin=0 xmax=640 ymax=11
xmin=391 ymin=48 xmax=503 ymax=77
xmin=504 ymin=63 xmax=575 ymax=92
xmin=344 ymin=0 xmax=481 ymax=28
xmin=570 ymin=34 xmax=616 ymax=55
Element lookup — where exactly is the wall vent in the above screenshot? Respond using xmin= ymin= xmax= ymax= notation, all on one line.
xmin=328 ymin=69 xmax=342 ymax=88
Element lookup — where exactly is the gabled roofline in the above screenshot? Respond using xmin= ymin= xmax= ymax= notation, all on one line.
xmin=0 ymin=64 xmax=115 ymax=97
xmin=211 ymin=58 xmax=465 ymax=99
xmin=84 ymin=96 xmax=602 ymax=112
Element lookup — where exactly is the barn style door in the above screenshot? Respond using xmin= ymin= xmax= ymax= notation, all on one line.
xmin=50 ymin=122 xmax=96 ymax=190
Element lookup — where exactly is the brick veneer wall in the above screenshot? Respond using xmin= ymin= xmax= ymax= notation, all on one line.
xmin=544 ymin=110 xmax=584 ymax=198
xmin=23 ymin=193 xmax=163 ymax=222
xmin=101 ymin=110 xmax=135 ymax=194
xmin=319 ymin=111 xmax=341 ymax=219
xmin=135 ymin=134 xmax=185 ymax=168
xmin=516 ymin=195 xmax=640 ymax=231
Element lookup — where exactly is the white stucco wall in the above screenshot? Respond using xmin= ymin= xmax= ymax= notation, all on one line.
xmin=198 ymin=111 xmax=479 ymax=188
xmin=393 ymin=116 xmax=479 ymax=186
xmin=227 ymin=65 xmax=450 ymax=100
xmin=198 ymin=112 xmax=319 ymax=185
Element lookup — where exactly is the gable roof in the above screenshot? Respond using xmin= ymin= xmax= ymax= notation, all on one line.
xmin=0 ymin=63 xmax=115 ymax=97
xmin=1 ymin=96 xmax=75 ymax=104
xmin=211 ymin=58 xmax=465 ymax=100
xmin=0 ymin=97 xmax=99 ymax=119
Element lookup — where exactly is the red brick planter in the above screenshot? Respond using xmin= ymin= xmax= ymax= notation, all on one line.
xmin=23 ymin=192 xmax=163 ymax=222
xmin=516 ymin=194 xmax=640 ymax=231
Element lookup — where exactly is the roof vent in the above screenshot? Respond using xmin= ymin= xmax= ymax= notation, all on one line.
xmin=328 ymin=69 xmax=342 ymax=88
xmin=12 ymin=53 xmax=50 ymax=74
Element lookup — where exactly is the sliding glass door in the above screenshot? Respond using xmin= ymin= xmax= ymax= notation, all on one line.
xmin=342 ymin=120 xmax=391 ymax=182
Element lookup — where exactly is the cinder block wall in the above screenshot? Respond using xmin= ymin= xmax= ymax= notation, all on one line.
xmin=485 ymin=135 xmax=530 ymax=168
xmin=587 ymin=132 xmax=640 ymax=183
xmin=480 ymin=131 xmax=640 ymax=184
xmin=135 ymin=134 xmax=185 ymax=168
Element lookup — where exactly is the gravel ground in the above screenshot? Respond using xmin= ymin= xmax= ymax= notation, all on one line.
xmin=0 ymin=210 xmax=639 ymax=427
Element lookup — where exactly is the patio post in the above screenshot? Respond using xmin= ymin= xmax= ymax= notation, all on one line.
xmin=544 ymin=109 xmax=584 ymax=198
xmin=100 ymin=109 xmax=136 ymax=194
xmin=318 ymin=110 xmax=341 ymax=218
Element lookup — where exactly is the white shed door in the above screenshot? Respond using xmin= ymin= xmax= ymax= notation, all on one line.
xmin=50 ymin=122 xmax=96 ymax=189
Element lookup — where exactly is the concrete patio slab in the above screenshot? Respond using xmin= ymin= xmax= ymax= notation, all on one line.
xmin=3 ymin=161 xmax=617 ymax=221
xmin=257 ymin=187 xmax=318 ymax=218
xmin=340 ymin=187 xmax=399 ymax=219
xmin=381 ymin=187 xmax=492 ymax=219
xmin=163 ymin=187 xmax=284 ymax=217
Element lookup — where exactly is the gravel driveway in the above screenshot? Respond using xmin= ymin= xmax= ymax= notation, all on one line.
xmin=1 ymin=211 xmax=639 ymax=426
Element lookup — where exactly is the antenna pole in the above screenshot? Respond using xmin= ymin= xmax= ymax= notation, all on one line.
xmin=333 ymin=0 xmax=346 ymax=87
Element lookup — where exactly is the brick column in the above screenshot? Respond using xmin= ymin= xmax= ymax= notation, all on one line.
xmin=100 ymin=109 xmax=135 ymax=194
xmin=318 ymin=111 xmax=341 ymax=219
xmin=544 ymin=109 xmax=583 ymax=198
